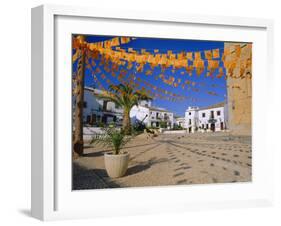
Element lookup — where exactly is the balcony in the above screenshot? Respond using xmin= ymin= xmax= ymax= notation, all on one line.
xmin=208 ymin=116 xmax=217 ymax=124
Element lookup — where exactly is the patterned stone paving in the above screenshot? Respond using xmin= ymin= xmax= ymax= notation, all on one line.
xmin=73 ymin=132 xmax=252 ymax=190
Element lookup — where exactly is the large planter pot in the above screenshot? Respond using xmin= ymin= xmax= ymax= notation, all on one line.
xmin=104 ymin=152 xmax=130 ymax=178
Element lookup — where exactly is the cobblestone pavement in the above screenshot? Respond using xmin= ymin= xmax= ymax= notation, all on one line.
xmin=73 ymin=132 xmax=252 ymax=190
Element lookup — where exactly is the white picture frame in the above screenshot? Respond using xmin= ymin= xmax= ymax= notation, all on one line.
xmin=31 ymin=4 xmax=274 ymax=221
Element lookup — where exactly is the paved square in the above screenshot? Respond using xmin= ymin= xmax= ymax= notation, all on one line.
xmin=73 ymin=132 xmax=252 ymax=190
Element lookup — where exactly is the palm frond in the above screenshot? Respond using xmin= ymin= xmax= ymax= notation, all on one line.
xmin=96 ymin=91 xmax=122 ymax=107
xmin=90 ymin=128 xmax=133 ymax=154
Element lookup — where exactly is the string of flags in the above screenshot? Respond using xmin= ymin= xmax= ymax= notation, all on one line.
xmin=73 ymin=36 xmax=134 ymax=50
xmin=76 ymin=40 xmax=251 ymax=79
xmin=85 ymin=53 xmax=222 ymax=102
xmin=73 ymin=36 xmax=252 ymax=103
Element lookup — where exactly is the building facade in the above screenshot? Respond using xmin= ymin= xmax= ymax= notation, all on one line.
xmin=75 ymin=87 xmax=124 ymax=126
xmin=185 ymin=102 xmax=227 ymax=133
xmin=185 ymin=107 xmax=199 ymax=132
xmin=130 ymin=104 xmax=174 ymax=129
xmin=174 ymin=117 xmax=186 ymax=128
xmin=75 ymin=87 xmax=174 ymax=129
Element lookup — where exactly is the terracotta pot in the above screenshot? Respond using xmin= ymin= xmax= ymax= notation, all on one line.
xmin=104 ymin=152 xmax=130 ymax=178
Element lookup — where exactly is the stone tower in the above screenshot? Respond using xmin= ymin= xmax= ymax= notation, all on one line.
xmin=224 ymin=43 xmax=252 ymax=135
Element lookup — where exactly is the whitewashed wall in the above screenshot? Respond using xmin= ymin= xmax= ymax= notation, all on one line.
xmin=198 ymin=106 xmax=225 ymax=131
xmin=185 ymin=106 xmax=226 ymax=132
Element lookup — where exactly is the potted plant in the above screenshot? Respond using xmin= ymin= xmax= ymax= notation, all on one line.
xmin=91 ymin=128 xmax=132 ymax=178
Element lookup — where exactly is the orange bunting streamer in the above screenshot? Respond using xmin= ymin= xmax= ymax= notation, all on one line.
xmin=204 ymin=50 xmax=212 ymax=60
xmin=194 ymin=52 xmax=201 ymax=60
xmin=207 ymin=91 xmax=218 ymax=96
xmin=193 ymin=59 xmax=204 ymax=76
xmin=186 ymin=52 xmax=193 ymax=60
xmin=217 ymin=67 xmax=224 ymax=78
xmin=121 ymin=37 xmax=131 ymax=44
xmin=212 ymin=49 xmax=220 ymax=58
xmin=207 ymin=60 xmax=219 ymax=70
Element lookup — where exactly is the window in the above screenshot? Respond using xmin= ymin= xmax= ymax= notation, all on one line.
xmin=202 ymin=113 xmax=206 ymax=118
xmin=92 ymin=114 xmax=96 ymax=123
xmin=156 ymin=112 xmax=160 ymax=119
xmin=189 ymin=119 xmax=191 ymax=125
xmin=86 ymin=115 xmax=91 ymax=123
xmin=217 ymin=110 xmax=221 ymax=116
xmin=189 ymin=112 xmax=191 ymax=115
xmin=102 ymin=101 xmax=108 ymax=111
xmin=83 ymin=101 xmax=87 ymax=108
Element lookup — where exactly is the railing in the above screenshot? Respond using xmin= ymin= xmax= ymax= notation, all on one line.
xmin=155 ymin=115 xmax=169 ymax=120
xmin=91 ymin=133 xmax=107 ymax=139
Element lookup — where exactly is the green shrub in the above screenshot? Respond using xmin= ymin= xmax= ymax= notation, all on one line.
xmin=97 ymin=121 xmax=105 ymax=128
xmin=90 ymin=128 xmax=132 ymax=155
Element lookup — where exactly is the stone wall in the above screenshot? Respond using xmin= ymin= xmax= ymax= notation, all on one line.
xmin=225 ymin=43 xmax=252 ymax=135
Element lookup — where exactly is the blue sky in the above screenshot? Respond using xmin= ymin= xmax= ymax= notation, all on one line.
xmin=78 ymin=35 xmax=227 ymax=117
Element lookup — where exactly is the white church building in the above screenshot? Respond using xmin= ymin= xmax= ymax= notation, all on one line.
xmin=185 ymin=102 xmax=227 ymax=133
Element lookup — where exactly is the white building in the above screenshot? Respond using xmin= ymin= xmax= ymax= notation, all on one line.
xmin=75 ymin=87 xmax=123 ymax=126
xmin=130 ymin=104 xmax=174 ymax=129
xmin=185 ymin=102 xmax=227 ymax=133
xmin=174 ymin=117 xmax=186 ymax=128
xmin=76 ymin=87 xmax=174 ymax=129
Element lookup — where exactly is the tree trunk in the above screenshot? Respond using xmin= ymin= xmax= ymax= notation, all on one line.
xmin=122 ymin=108 xmax=131 ymax=135
xmin=73 ymin=36 xmax=86 ymax=157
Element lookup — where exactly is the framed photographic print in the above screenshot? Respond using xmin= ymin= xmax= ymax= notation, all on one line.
xmin=31 ymin=4 xmax=274 ymax=221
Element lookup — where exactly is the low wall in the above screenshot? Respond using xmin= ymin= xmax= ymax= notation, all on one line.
xmin=163 ymin=130 xmax=187 ymax=134
xmin=83 ymin=126 xmax=105 ymax=141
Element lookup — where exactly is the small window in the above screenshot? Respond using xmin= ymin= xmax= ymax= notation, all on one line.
xmin=217 ymin=111 xmax=221 ymax=116
xmin=83 ymin=101 xmax=87 ymax=108
xmin=189 ymin=119 xmax=191 ymax=125
xmin=202 ymin=113 xmax=206 ymax=118
xmin=189 ymin=112 xmax=191 ymax=115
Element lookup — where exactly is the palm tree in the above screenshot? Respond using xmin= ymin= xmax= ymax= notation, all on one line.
xmin=98 ymin=83 xmax=152 ymax=135
xmin=73 ymin=35 xmax=86 ymax=157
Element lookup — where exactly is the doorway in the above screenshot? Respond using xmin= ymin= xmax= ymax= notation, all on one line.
xmin=220 ymin=122 xmax=224 ymax=130
xmin=210 ymin=123 xmax=215 ymax=132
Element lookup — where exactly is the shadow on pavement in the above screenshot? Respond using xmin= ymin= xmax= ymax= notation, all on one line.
xmin=72 ymin=162 xmax=120 ymax=190
xmin=126 ymin=157 xmax=168 ymax=176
